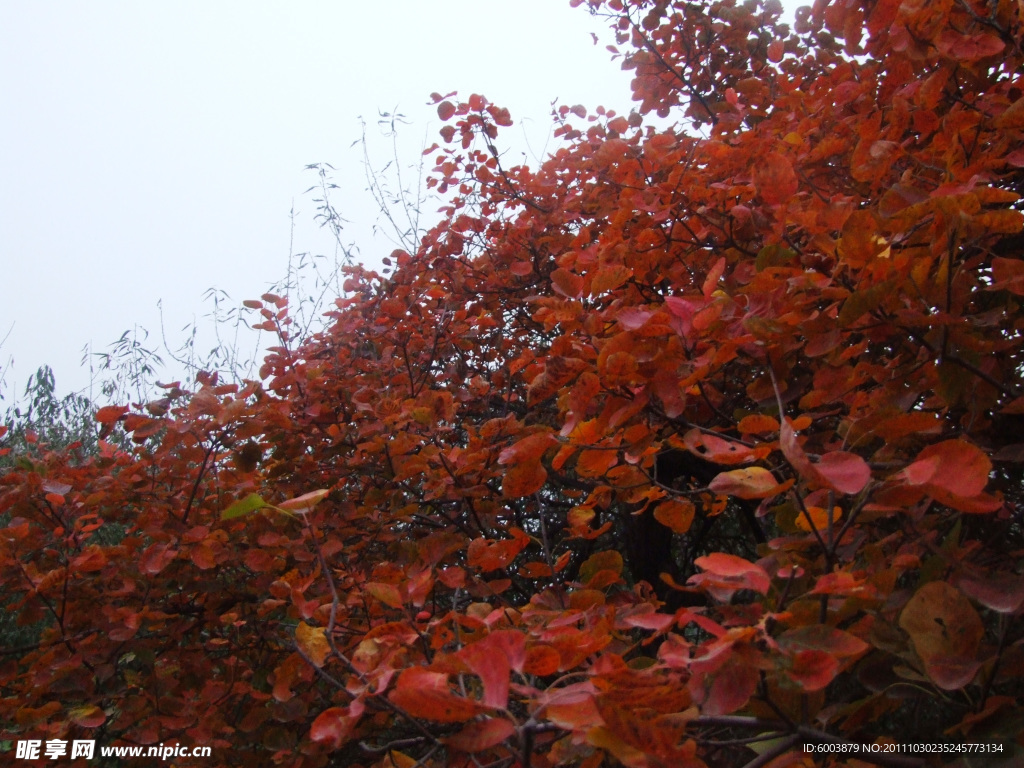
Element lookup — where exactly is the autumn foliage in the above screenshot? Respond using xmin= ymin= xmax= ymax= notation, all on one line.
xmin=4 ymin=0 xmax=1024 ymax=765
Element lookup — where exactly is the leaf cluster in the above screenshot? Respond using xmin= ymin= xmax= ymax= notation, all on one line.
xmin=4 ymin=1 xmax=1024 ymax=766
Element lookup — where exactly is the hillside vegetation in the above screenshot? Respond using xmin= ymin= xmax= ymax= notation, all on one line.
xmin=3 ymin=0 xmax=1024 ymax=765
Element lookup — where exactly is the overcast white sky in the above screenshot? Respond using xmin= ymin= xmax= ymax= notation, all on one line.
xmin=1 ymin=1 xmax=646 ymax=403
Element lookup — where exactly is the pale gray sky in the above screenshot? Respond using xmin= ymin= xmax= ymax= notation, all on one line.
xmin=1 ymin=1 xmax=640 ymax=401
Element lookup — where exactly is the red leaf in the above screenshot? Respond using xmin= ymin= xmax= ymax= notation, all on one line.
xmin=990 ymin=256 xmax=1024 ymax=296
xmin=189 ymin=543 xmax=216 ymax=570
xmin=69 ymin=705 xmax=106 ymax=728
xmin=815 ymin=451 xmax=871 ymax=495
xmin=524 ymin=645 xmax=562 ymax=675
xmin=437 ymin=101 xmax=456 ymax=121
xmin=956 ymin=571 xmax=1024 ymax=614
xmin=900 ymin=440 xmax=991 ymax=498
xmin=445 ymin=718 xmax=515 ymax=752
xmin=310 ymin=703 xmax=362 ymax=749
xmin=810 ymin=570 xmax=879 ymax=599
xmin=550 ymin=268 xmax=584 ymax=299
xmin=689 ymin=553 xmax=770 ymax=601
xmin=754 ymin=153 xmax=798 ymax=205
xmin=390 ymin=668 xmax=491 ymax=722
xmin=95 ymin=405 xmax=128 ymax=424
xmin=787 ymin=650 xmax=840 ymax=692
xmin=899 ymin=582 xmax=984 ymax=690
xmin=692 ymin=647 xmax=759 ymax=715
xmin=70 ymin=547 xmax=107 ymax=572
xmin=467 ymin=529 xmax=531 ymax=572
xmin=140 ymin=542 xmax=177 ymax=575
xmin=622 ymin=607 xmax=675 ymax=632
xmin=488 ymin=106 xmax=514 ymax=127
xmin=459 ymin=630 xmax=526 ymax=708
xmin=684 ymin=429 xmax=758 ymax=465
xmin=936 ymin=30 xmax=1005 ymax=60
xmin=778 ymin=625 xmax=869 ymax=659
xmin=781 ymin=421 xmax=870 ymax=494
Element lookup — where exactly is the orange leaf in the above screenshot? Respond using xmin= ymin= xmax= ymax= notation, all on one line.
xmin=95 ymin=405 xmax=128 ymax=424
xmin=579 ymin=550 xmax=623 ymax=587
xmin=702 ymin=256 xmax=726 ymax=298
xmin=591 ymin=264 xmax=633 ymax=295
xmin=364 ymin=582 xmax=404 ymax=609
xmin=653 ymin=499 xmax=696 ymax=533
xmin=794 ymin=505 xmax=842 ymax=532
xmin=576 ymin=447 xmax=618 ymax=478
xmin=189 ymin=543 xmax=217 ymax=570
xmin=708 ymin=467 xmax=790 ymax=499
xmin=498 ymin=432 xmax=556 ymax=465
xmin=518 ymin=561 xmax=554 ymax=579
xmin=502 ymin=459 xmax=547 ymax=498
xmin=737 ymin=414 xmax=780 ymax=434
xmin=550 ymin=268 xmax=584 ymax=299
xmin=754 ymin=153 xmax=798 ymax=205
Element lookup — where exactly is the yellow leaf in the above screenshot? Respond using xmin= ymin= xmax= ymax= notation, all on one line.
xmin=279 ymin=488 xmax=330 ymax=513
xmin=295 ymin=622 xmax=331 ymax=668
xmin=795 ymin=505 xmax=842 ymax=532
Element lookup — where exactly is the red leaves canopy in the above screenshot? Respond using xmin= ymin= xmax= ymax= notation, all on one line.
xmin=3 ymin=0 xmax=1024 ymax=765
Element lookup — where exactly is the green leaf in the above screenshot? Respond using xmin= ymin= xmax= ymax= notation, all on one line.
xmin=221 ymin=493 xmax=269 ymax=520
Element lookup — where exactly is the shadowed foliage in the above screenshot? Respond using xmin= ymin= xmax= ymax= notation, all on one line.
xmin=3 ymin=1 xmax=1024 ymax=765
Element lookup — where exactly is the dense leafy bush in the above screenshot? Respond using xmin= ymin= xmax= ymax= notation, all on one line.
xmin=3 ymin=1 xmax=1024 ymax=766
